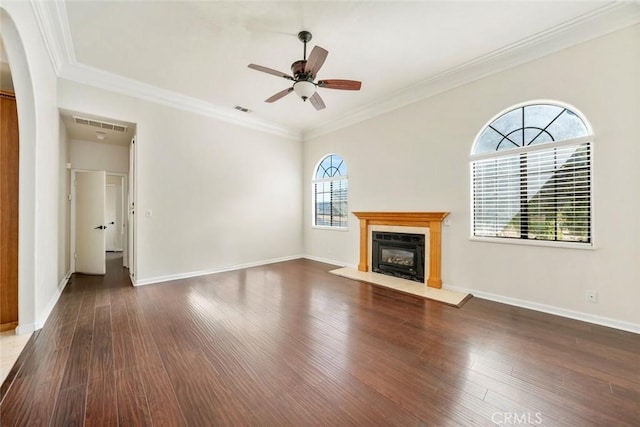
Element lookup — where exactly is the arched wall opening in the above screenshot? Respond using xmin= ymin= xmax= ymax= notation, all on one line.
xmin=1 ymin=6 xmax=38 ymax=334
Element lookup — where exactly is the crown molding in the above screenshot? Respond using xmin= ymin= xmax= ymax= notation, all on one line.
xmin=303 ymin=1 xmax=640 ymax=141
xmin=32 ymin=0 xmax=301 ymax=140
xmin=59 ymin=61 xmax=302 ymax=140
xmin=30 ymin=0 xmax=75 ymax=73
xmin=31 ymin=1 xmax=640 ymax=142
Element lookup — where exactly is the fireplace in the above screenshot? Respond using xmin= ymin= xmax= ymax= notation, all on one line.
xmin=372 ymin=231 xmax=425 ymax=283
xmin=353 ymin=212 xmax=448 ymax=288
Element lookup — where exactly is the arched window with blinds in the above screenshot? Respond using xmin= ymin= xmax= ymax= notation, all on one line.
xmin=313 ymin=154 xmax=348 ymax=228
xmin=471 ymin=102 xmax=592 ymax=245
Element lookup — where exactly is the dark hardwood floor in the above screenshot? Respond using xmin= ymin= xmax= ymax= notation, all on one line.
xmin=1 ymin=253 xmax=638 ymax=426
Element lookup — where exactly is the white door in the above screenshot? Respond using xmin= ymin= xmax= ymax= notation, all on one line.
xmin=105 ymin=184 xmax=117 ymax=251
xmin=76 ymin=171 xmax=106 ymax=274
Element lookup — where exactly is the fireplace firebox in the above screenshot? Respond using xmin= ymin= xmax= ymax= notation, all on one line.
xmin=372 ymin=231 xmax=425 ymax=283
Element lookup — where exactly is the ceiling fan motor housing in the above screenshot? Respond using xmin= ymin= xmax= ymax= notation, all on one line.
xmin=291 ymin=60 xmax=314 ymax=81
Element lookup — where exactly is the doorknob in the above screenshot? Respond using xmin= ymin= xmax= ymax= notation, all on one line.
xmin=94 ymin=225 xmax=106 ymax=230
xmin=109 ymin=221 xmax=115 ymax=225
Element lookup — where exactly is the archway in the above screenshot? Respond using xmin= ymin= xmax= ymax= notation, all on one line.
xmin=1 ymin=7 xmax=38 ymax=334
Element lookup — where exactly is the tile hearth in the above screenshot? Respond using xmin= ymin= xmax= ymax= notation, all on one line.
xmin=329 ymin=267 xmax=471 ymax=307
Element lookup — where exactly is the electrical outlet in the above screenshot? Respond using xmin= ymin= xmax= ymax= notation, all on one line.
xmin=586 ymin=290 xmax=598 ymax=303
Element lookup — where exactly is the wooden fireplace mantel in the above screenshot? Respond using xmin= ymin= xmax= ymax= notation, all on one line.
xmin=352 ymin=212 xmax=449 ymax=289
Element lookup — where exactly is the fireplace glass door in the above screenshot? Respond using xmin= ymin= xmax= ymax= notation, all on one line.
xmin=372 ymin=232 xmax=425 ymax=282
xmin=380 ymin=248 xmax=415 ymax=268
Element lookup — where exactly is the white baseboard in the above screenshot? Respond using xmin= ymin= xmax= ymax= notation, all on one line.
xmin=33 ymin=270 xmax=72 ymax=330
xmin=58 ymin=269 xmax=72 ymax=290
xmin=301 ymin=254 xmax=355 ymax=268
xmin=15 ymin=323 xmax=35 ymax=335
xmin=100 ymin=253 xmax=640 ymax=334
xmin=133 ymin=255 xmax=305 ymax=286
xmin=444 ymin=284 xmax=640 ymax=334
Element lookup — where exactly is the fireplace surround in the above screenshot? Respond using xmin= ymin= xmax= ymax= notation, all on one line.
xmin=352 ymin=212 xmax=449 ymax=288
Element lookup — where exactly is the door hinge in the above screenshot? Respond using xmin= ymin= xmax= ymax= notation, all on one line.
xmin=68 ymin=194 xmax=72 ymax=201
xmin=74 ymin=253 xmax=77 ymax=259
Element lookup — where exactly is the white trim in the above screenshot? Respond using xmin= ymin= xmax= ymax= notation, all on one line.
xmin=470 ymin=135 xmax=592 ymax=161
xmin=34 ymin=270 xmax=72 ymax=330
xmin=30 ymin=0 xmax=75 ymax=73
xmin=15 ymin=323 xmax=35 ymax=336
xmin=59 ymin=269 xmax=72 ymax=290
xmin=33 ymin=1 xmax=640 ymax=142
xmin=311 ymin=226 xmax=349 ymax=232
xmin=31 ymin=1 xmax=300 ymax=140
xmin=59 ymin=63 xmax=301 ymax=140
xmin=444 ymin=284 xmax=640 ymax=335
xmin=469 ymin=236 xmax=594 ymax=250
xmin=105 ymin=173 xmax=128 ymax=267
xmin=313 ymin=175 xmax=350 ymax=184
xmin=303 ymin=2 xmax=640 ymax=140
xmin=132 ymin=255 xmax=304 ymax=286
xmin=302 ymin=254 xmax=351 ymax=268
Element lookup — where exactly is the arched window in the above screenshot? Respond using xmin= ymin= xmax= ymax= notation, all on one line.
xmin=313 ymin=154 xmax=348 ymax=228
xmin=471 ymin=102 xmax=592 ymax=245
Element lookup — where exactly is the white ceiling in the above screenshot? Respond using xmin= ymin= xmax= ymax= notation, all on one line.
xmin=10 ymin=1 xmax=640 ymax=139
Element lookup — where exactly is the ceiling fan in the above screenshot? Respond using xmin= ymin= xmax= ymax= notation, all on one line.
xmin=248 ymin=31 xmax=362 ymax=110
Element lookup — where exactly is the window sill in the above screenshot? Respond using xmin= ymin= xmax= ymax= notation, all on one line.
xmin=312 ymin=225 xmax=349 ymax=232
xmin=469 ymin=236 xmax=595 ymax=250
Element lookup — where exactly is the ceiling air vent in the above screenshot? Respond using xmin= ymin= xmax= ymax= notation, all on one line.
xmin=73 ymin=116 xmax=128 ymax=133
xmin=234 ymin=105 xmax=251 ymax=113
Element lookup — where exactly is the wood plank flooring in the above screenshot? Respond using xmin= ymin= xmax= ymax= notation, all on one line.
xmin=1 ymin=253 xmax=639 ymax=426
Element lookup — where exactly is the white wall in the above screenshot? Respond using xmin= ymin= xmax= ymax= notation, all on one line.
xmin=1 ymin=3 xmax=62 ymax=332
xmin=58 ymin=79 xmax=303 ymax=283
xmin=303 ymin=25 xmax=640 ymax=330
xmin=70 ymin=139 xmax=129 ymax=174
xmin=7 ymin=1 xmax=636 ymax=333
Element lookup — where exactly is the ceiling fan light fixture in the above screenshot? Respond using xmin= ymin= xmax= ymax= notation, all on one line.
xmin=293 ymin=80 xmax=316 ymax=101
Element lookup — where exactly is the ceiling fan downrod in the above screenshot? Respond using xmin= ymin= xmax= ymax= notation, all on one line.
xmin=298 ymin=31 xmax=312 ymax=61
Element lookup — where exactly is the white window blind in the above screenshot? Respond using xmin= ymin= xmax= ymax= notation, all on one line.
xmin=313 ymin=154 xmax=348 ymax=228
xmin=471 ymin=103 xmax=592 ymax=245
xmin=473 ymin=141 xmax=591 ymax=243
xmin=314 ymin=178 xmax=348 ymax=227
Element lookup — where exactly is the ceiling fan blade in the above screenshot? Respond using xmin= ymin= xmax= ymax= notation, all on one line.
xmin=317 ymin=79 xmax=362 ymax=90
xmin=304 ymin=46 xmax=328 ymax=77
xmin=265 ymin=87 xmax=294 ymax=103
xmin=248 ymin=64 xmax=294 ymax=80
xmin=309 ymin=92 xmax=326 ymax=110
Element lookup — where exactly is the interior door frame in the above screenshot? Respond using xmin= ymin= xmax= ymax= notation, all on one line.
xmin=128 ymin=136 xmax=136 ymax=282
xmin=70 ymin=169 xmax=128 ymax=272
xmin=106 ymin=173 xmax=128 ymax=266
xmin=105 ymin=183 xmax=118 ymax=252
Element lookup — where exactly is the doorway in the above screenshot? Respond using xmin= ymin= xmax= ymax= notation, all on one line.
xmin=62 ymin=110 xmax=136 ymax=281
xmin=70 ymin=170 xmax=130 ymax=276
